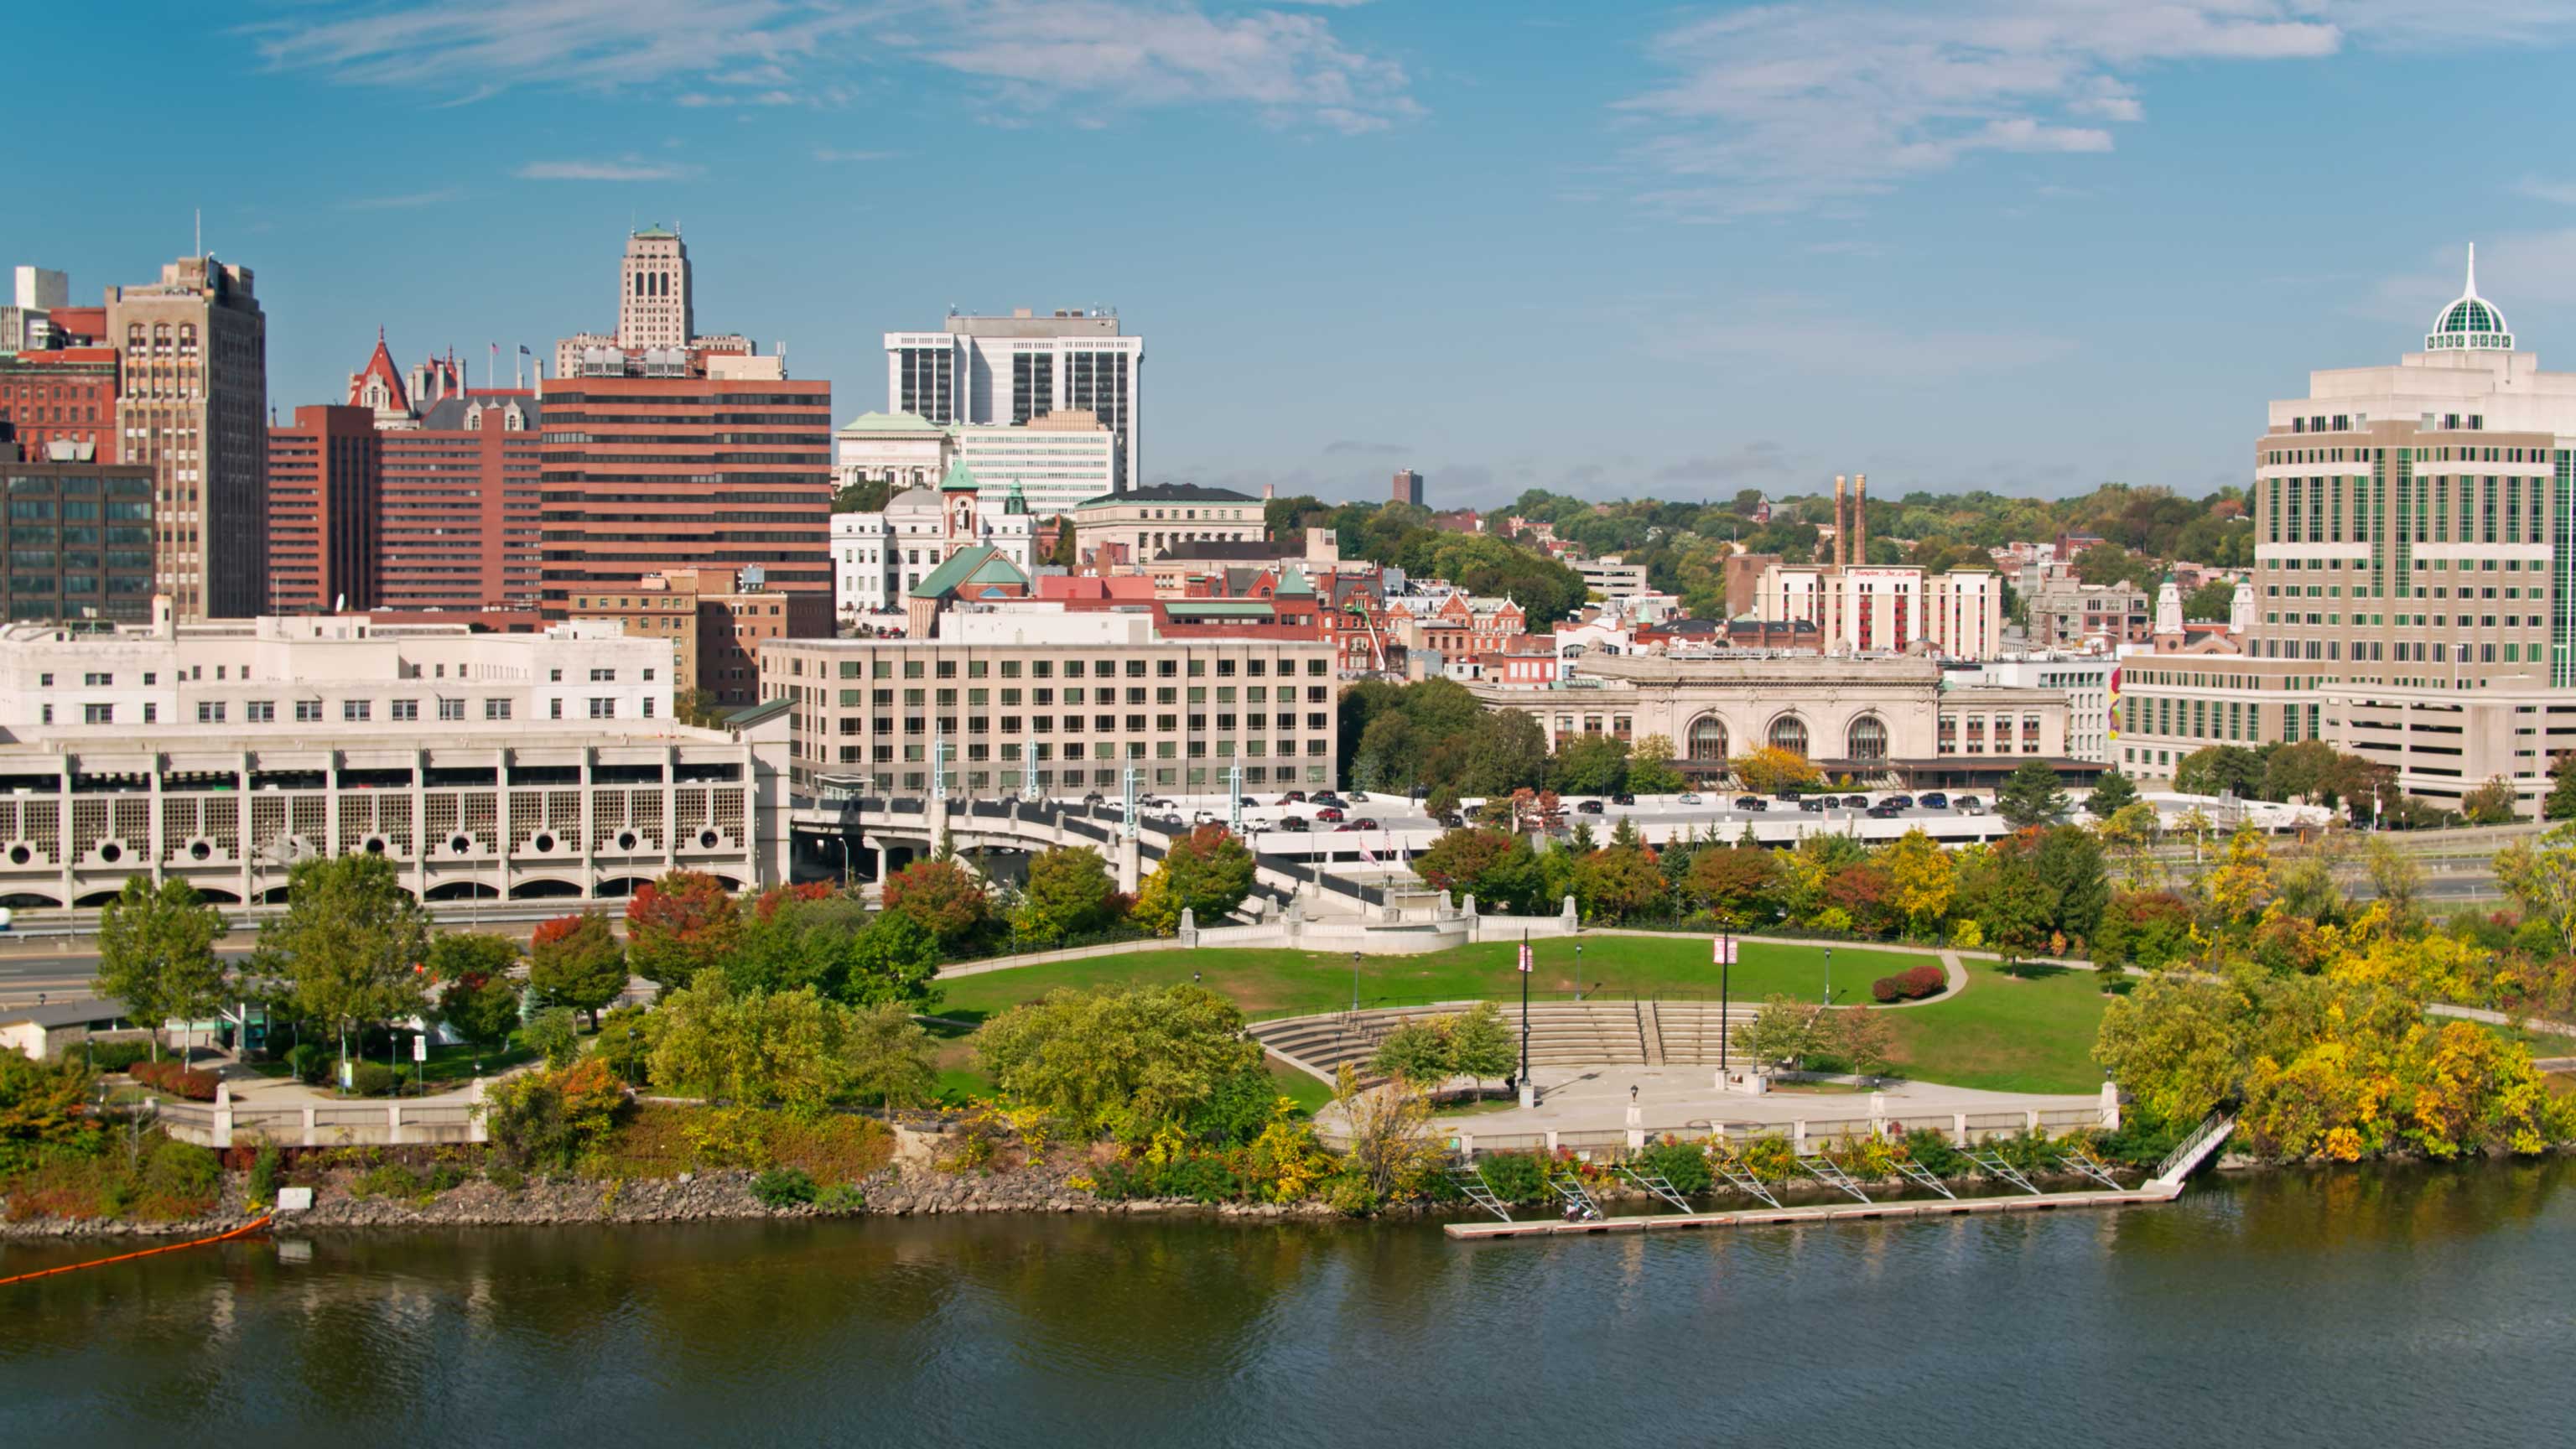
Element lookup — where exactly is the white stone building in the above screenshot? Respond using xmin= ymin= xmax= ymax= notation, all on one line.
xmin=833 ymin=464 xmax=1036 ymax=620
xmin=1950 ymin=656 xmax=2118 ymax=763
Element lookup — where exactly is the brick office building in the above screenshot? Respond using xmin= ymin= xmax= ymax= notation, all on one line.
xmin=380 ymin=393 xmax=543 ymax=613
xmin=266 ymin=404 xmax=381 ymax=613
xmin=537 ymin=375 xmax=833 ymax=619
xmin=0 ymin=345 xmax=119 ymax=464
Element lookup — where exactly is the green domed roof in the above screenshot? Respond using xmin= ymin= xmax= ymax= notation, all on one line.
xmin=2428 ymin=243 xmax=2512 ymax=352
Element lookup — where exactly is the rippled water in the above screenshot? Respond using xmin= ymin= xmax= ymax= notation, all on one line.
xmin=6 ymin=1161 xmax=2574 ymax=1447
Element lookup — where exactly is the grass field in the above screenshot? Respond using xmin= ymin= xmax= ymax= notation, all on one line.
xmin=1875 ymin=963 xmax=2115 ymax=1094
xmin=934 ymin=937 xmax=1927 ymax=1026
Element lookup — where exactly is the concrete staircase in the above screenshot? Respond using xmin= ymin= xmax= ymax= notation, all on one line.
xmin=1252 ymin=999 xmax=1774 ymax=1080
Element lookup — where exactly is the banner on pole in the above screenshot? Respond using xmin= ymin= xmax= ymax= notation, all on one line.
xmin=1712 ymin=938 xmax=1737 ymax=965
xmin=1517 ymin=943 xmax=1533 ymax=974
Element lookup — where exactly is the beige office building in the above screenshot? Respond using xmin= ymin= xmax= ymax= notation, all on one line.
xmin=759 ymin=609 xmax=1340 ymax=797
xmin=107 ymin=255 xmax=267 ymax=620
xmin=2119 ymin=248 xmax=2576 ymax=812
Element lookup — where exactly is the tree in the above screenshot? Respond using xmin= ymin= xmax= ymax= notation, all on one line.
xmin=1573 ymin=845 xmax=1665 ymax=923
xmin=2461 ymin=775 xmax=2521 ymax=826
xmin=842 ymin=911 xmax=943 ymax=1008
xmin=1414 ymin=827 xmax=1548 ymax=912
xmin=1013 ymin=844 xmax=1120 ymax=943
xmin=2201 ymin=823 xmax=2275 ymax=930
xmin=833 ymin=476 xmax=893 ymax=514
xmin=2181 ymin=579 xmax=2236 ymax=622
xmin=1331 ymin=1065 xmax=1449 ymax=1203
xmin=625 ymin=870 xmax=743 ymax=993
xmin=647 ymin=977 xmax=866 ymax=1112
xmin=1627 ymin=735 xmax=1687 ymax=795
xmin=428 ymin=932 xmax=523 ymax=1052
xmin=840 ymin=1001 xmax=937 ymax=1108
xmin=673 ymin=688 xmax=724 ymax=730
xmin=2032 ymin=825 xmax=2110 ymax=946
xmin=1131 ymin=825 xmax=1256 ymax=934
xmin=0 ymin=1051 xmax=97 ymax=1145
xmin=1976 ymin=847 xmax=2061 ymax=958
xmin=92 ymin=877 xmax=230 ymax=1062
xmin=1370 ymin=1020 xmax=1457 ymax=1088
xmin=1548 ymin=734 xmax=1631 ymax=796
xmin=1686 ymin=845 xmax=1777 ymax=926
xmin=252 ymin=854 xmax=429 ymax=1072
xmin=2095 ymin=891 xmax=2196 ymax=970
xmin=1879 ymin=829 xmax=1954 ymax=939
xmin=2546 ymin=753 xmax=2576 ymax=822
xmin=527 ymin=911 xmax=627 ymax=1027
xmin=2363 ymin=837 xmax=2423 ymax=924
xmin=2174 ymin=744 xmax=2265 ymax=799
xmin=1447 ymin=1001 xmax=1516 ymax=1090
xmin=1458 ymin=709 xmax=1550 ymax=798
xmin=1733 ymin=995 xmax=1826 ymax=1069
xmin=882 ymin=858 xmax=989 ymax=947
xmin=975 ymin=983 xmax=1262 ymax=1138
xmin=1829 ymin=1007 xmax=1898 ymax=1083
xmin=2086 ymin=769 xmax=2138 ymax=817
xmin=1728 ymin=745 xmax=1821 ymax=793
xmin=1997 ymin=760 xmax=2070 ymax=829
xmin=2496 ymin=823 xmax=2576 ymax=957
xmin=2262 ymin=740 xmax=2342 ymax=805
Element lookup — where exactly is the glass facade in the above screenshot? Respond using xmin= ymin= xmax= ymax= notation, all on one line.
xmin=3 ymin=465 xmax=155 ymax=622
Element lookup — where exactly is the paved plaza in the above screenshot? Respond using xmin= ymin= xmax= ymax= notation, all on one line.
xmin=1420 ymin=1062 xmax=2106 ymax=1139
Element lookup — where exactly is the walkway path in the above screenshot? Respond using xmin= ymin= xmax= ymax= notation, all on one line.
xmin=1394 ymin=1062 xmax=2101 ymax=1141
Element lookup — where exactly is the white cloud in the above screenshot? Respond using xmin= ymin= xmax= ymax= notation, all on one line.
xmin=515 ymin=158 xmax=705 ymax=181
xmin=1612 ymin=1 xmax=2576 ymax=218
xmin=247 ymin=0 xmax=1417 ymax=132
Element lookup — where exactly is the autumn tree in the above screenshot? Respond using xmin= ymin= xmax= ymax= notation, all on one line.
xmin=1828 ymin=1007 xmax=1898 ymax=1084
xmin=2496 ymin=823 xmax=2576 ymax=956
xmin=527 ymin=911 xmax=628 ymax=1027
xmin=1131 ymin=825 xmax=1257 ymax=934
xmin=882 ymin=857 xmax=989 ymax=947
xmin=2461 ymin=775 xmax=2521 ymax=826
xmin=1880 ymin=828 xmax=1954 ymax=939
xmin=1573 ymin=845 xmax=1666 ymax=923
xmin=2200 ymin=823 xmax=2275 ymax=931
xmin=1728 ymin=745 xmax=1821 ymax=794
xmin=2547 ymin=753 xmax=2576 ymax=822
xmin=1686 ymin=845 xmax=1777 ymax=926
xmin=624 ymin=869 xmax=743 ymax=993
xmin=92 ymin=877 xmax=230 ymax=1062
xmin=1012 ymin=844 xmax=1121 ymax=943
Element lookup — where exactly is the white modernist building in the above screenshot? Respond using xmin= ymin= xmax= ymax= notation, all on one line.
xmin=0 ymin=608 xmax=788 ymax=908
xmin=884 ymin=308 xmax=1142 ymax=489
xmin=832 ymin=463 xmax=1036 ymax=620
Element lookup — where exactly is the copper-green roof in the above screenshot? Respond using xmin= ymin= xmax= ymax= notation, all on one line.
xmin=940 ymin=459 xmax=982 ymax=492
xmin=909 ymin=544 xmax=1031 ymax=599
xmin=1274 ymin=565 xmax=1314 ymax=597
xmin=837 ymin=410 xmax=944 ymax=434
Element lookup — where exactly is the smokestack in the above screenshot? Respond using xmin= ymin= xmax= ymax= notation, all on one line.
xmin=1832 ymin=475 xmax=1848 ymax=570
xmin=1853 ymin=473 xmax=1867 ymax=565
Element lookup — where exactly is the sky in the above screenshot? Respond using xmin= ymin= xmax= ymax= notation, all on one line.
xmin=15 ymin=1 xmax=2576 ymax=511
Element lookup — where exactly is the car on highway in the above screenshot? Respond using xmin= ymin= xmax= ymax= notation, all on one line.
xmin=1346 ymin=791 xmax=1370 ymax=803
xmin=1678 ymin=792 xmax=1704 ymax=805
xmin=1311 ymin=792 xmax=1346 ymax=808
xmin=1884 ymin=794 xmax=1916 ymax=810
xmin=1081 ymin=792 xmax=1105 ymax=807
xmin=1798 ymin=797 xmax=1826 ymax=813
xmin=1734 ymin=796 xmax=1767 ymax=811
xmin=1867 ymin=802 xmax=1904 ymax=818
xmin=1276 ymin=790 xmax=1307 ymax=805
xmin=1273 ymin=816 xmax=1310 ymax=832
xmin=1140 ymin=794 xmax=1172 ymax=809
xmin=1192 ymin=810 xmax=1221 ymax=826
xmin=1919 ymin=792 xmax=1950 ymax=810
xmin=1575 ymin=798 xmax=1604 ymax=813
xmin=1351 ymin=818 xmax=1379 ymax=831
xmin=1956 ymin=796 xmax=1987 ymax=813
xmin=1611 ymin=792 xmax=1635 ymax=806
xmin=1314 ymin=806 xmax=1346 ymax=822
xmin=1841 ymin=794 xmax=1870 ymax=809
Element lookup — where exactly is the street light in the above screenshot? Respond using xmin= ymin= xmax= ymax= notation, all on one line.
xmin=1823 ymin=945 xmax=1833 ymax=1006
xmin=1350 ymin=950 xmax=1362 ymax=1013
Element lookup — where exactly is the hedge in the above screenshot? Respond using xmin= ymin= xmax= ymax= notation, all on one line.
xmin=1869 ymin=963 xmax=1948 ymax=1003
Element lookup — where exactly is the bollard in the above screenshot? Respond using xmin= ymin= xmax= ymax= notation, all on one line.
xmin=1951 ymin=1112 xmax=1968 ymax=1147
xmin=302 ymin=1104 xmax=319 ymax=1148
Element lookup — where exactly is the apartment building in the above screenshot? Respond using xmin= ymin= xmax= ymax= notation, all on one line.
xmin=1576 ymin=556 xmax=1650 ymax=599
xmin=2027 ymin=580 xmax=2152 ymax=648
xmin=1951 ymin=656 xmax=2116 ymax=763
xmin=1070 ymin=481 xmax=1263 ymax=566
xmin=569 ymin=567 xmax=831 ymax=709
xmin=266 ymin=404 xmax=380 ymax=613
xmin=759 ymin=609 xmax=1339 ymax=797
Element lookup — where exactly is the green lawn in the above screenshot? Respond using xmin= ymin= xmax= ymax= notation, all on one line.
xmin=935 ymin=938 xmax=1924 ymax=1026
xmin=1267 ymin=1061 xmax=1335 ymax=1115
xmin=2466 ymin=1019 xmax=2576 ymax=1058
xmin=1877 ymin=963 xmax=2115 ymax=1094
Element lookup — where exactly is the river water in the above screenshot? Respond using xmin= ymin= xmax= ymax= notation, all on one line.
xmin=5 ymin=1161 xmax=2573 ymax=1447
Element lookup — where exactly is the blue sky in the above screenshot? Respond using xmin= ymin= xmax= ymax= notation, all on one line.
xmin=15 ymin=1 xmax=2576 ymax=509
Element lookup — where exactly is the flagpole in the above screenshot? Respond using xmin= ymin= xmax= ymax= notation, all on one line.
xmin=1519 ymin=928 xmax=1530 ymax=1094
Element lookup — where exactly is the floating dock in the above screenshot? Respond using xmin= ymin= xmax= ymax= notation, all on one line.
xmin=1442 ymin=1184 xmax=2179 ymax=1239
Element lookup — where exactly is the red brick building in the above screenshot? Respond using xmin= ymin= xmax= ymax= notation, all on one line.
xmin=380 ymin=392 xmax=543 ymax=612
xmin=0 ymin=346 xmax=119 ymax=463
xmin=265 ymin=403 xmax=380 ymax=612
xmin=537 ymin=375 xmax=832 ymax=619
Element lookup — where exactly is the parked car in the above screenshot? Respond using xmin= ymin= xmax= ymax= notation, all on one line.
xmin=1841 ymin=794 xmax=1871 ymax=809
xmin=1575 ymin=798 xmax=1605 ymax=814
xmin=1436 ymin=811 xmax=1467 ymax=828
xmin=1799 ymin=797 xmax=1827 ymax=813
xmin=1867 ymin=802 xmax=1904 ymax=818
xmin=1734 ymin=796 xmax=1768 ymax=811
xmin=1276 ymin=791 xmax=1307 ymax=805
xmin=1081 ymin=792 xmax=1105 ymax=807
xmin=1956 ymin=796 xmax=1987 ymax=814
xmin=1347 ymin=791 xmax=1370 ymax=803
xmin=1274 ymin=816 xmax=1310 ymax=832
xmin=1314 ymin=806 xmax=1346 ymax=822
xmin=1351 ymin=818 xmax=1379 ymax=831
xmin=1919 ymin=792 xmax=1950 ymax=810
xmin=1678 ymin=792 xmax=1704 ymax=805
xmin=1311 ymin=792 xmax=1346 ymax=808
xmin=1610 ymin=792 xmax=1635 ymax=806
xmin=1884 ymin=794 xmax=1916 ymax=810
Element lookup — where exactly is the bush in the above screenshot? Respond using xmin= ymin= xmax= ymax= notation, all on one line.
xmin=128 ymin=1060 xmax=221 ymax=1100
xmin=247 ymin=1143 xmax=282 ymax=1204
xmin=1634 ymin=1139 xmax=1712 ymax=1195
xmin=1898 ymin=1126 xmax=1966 ymax=1177
xmin=286 ymin=1042 xmax=330 ymax=1085
xmin=816 ymin=1182 xmax=867 ymax=1214
xmin=1326 ymin=1176 xmax=1381 ymax=1216
xmin=526 ymin=1007 xmax=582 ymax=1070
xmin=138 ymin=1135 xmax=221 ymax=1218
xmin=1151 ymin=1153 xmax=1242 ymax=1204
xmin=750 ymin=1166 xmax=818 ymax=1207
xmin=1871 ymin=965 xmax=1947 ymax=1003
xmin=349 ymin=1062 xmax=400 ymax=1098
xmin=353 ymin=1163 xmax=428 ymax=1202
xmin=1473 ymin=1151 xmax=1548 ymax=1204
xmin=79 ymin=1040 xmax=154 ymax=1072
xmin=486 ymin=1163 xmax=526 ymax=1192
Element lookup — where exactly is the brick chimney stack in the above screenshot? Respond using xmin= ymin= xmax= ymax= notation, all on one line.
xmin=1832 ymin=474 xmax=1848 ymax=570
xmin=1853 ymin=473 xmax=1867 ymax=565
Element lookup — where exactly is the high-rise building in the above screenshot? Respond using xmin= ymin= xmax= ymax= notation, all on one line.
xmin=619 ymin=226 xmax=693 ymax=351
xmin=0 ymin=439 xmax=154 ymax=623
xmin=107 ymin=254 xmax=267 ymax=619
xmin=538 ymin=374 xmax=833 ymax=616
xmin=265 ymin=404 xmax=380 ymax=613
xmin=1393 ymin=469 xmax=1424 ymax=507
xmin=885 ymin=308 xmax=1142 ymax=489
xmin=379 ymin=392 xmax=543 ymax=614
xmin=2118 ymin=247 xmax=2576 ymax=813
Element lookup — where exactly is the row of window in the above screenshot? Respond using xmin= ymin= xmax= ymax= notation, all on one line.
xmin=789 ymin=655 xmax=1331 ymax=681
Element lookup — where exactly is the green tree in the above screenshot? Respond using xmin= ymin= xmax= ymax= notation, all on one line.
xmin=1447 ymin=1001 xmax=1516 ymax=1090
xmin=1131 ymin=825 xmax=1256 ymax=934
xmin=625 ymin=870 xmax=743 ymax=993
xmin=252 ymin=854 xmax=430 ymax=1072
xmin=1457 ymin=708 xmax=1550 ymax=797
xmin=1012 ymin=844 xmax=1119 ymax=943
xmin=429 ymin=932 xmax=523 ymax=1052
xmin=91 ymin=877 xmax=230 ymax=1063
xmin=1627 ymin=735 xmax=1687 ymax=795
xmin=1370 ymin=1020 xmax=1457 ymax=1088
xmin=1413 ymin=827 xmax=1547 ymax=912
xmin=527 ymin=911 xmax=627 ymax=1027
xmin=840 ymin=1000 xmax=937 ymax=1108
xmin=2496 ymin=822 xmax=2576 ymax=956
xmin=2174 ymin=744 xmax=2266 ymax=799
xmin=881 ymin=857 xmax=989 ymax=947
xmin=2461 ymin=775 xmax=2521 ymax=826
xmin=1976 ymin=847 xmax=2062 ymax=958
xmin=2180 ymin=579 xmax=2236 ymax=622
xmin=0 ymin=1051 xmax=97 ymax=1145
xmin=524 ymin=1005 xmax=581 ymax=1068
xmin=2546 ymin=753 xmax=2576 ymax=822
xmin=1046 ymin=517 xmax=1078 ymax=569
xmin=842 ymin=911 xmax=943 ymax=1008
xmin=833 ymin=476 xmax=893 ymax=513
xmin=976 ymin=983 xmax=1263 ymax=1138
xmin=673 ymin=688 xmax=724 ymax=730
xmin=1997 ymin=760 xmax=2070 ymax=829
xmin=1572 ymin=846 xmax=1665 ymax=922
xmin=2086 ymin=769 xmax=2138 ymax=817
xmin=1732 ymin=995 xmax=1826 ymax=1070
xmin=647 ymin=977 xmax=861 ymax=1112
xmin=1548 ymin=734 xmax=1631 ymax=796
xmin=2033 ymin=825 xmax=2111 ymax=946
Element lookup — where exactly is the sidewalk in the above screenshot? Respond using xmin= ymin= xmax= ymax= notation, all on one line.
xmin=1410 ymin=1062 xmax=2102 ymax=1139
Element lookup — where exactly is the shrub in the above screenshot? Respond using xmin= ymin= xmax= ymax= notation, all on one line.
xmin=815 ymin=1182 xmax=867 ymax=1214
xmin=137 ymin=1135 xmax=221 ymax=1218
xmin=486 ymin=1163 xmax=526 ymax=1192
xmin=1871 ymin=976 xmax=1902 ymax=1004
xmin=525 ymin=1007 xmax=582 ymax=1070
xmin=79 ymin=1040 xmax=154 ymax=1072
xmin=1635 ymin=1139 xmax=1712 ymax=1195
xmin=1473 ymin=1151 xmax=1548 ymax=1204
xmin=128 ymin=1060 xmax=221 ymax=1100
xmin=1898 ymin=1126 xmax=1966 ymax=1177
xmin=353 ymin=1163 xmax=428 ymax=1202
xmin=1872 ymin=965 xmax=1946 ymax=1003
xmin=247 ymin=1143 xmax=282 ymax=1204
xmin=286 ymin=1042 xmax=330 ymax=1085
xmin=1326 ymin=1176 xmax=1381 ymax=1216
xmin=750 ymin=1166 xmax=818 ymax=1208
xmin=349 ymin=1062 xmax=399 ymax=1098
xmin=1151 ymin=1153 xmax=1242 ymax=1204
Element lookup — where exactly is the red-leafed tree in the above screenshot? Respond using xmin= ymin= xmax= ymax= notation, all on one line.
xmin=881 ymin=858 xmax=989 ymax=947
xmin=753 ymin=880 xmax=837 ymax=922
xmin=528 ymin=910 xmax=629 ymax=1026
xmin=624 ymin=870 xmax=742 ymax=993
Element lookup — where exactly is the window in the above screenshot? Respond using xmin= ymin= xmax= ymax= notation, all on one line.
xmin=392 ymin=700 xmax=418 ymax=722
xmin=589 ymin=698 xmax=615 ymax=719
xmin=248 ymin=701 xmax=275 ymax=724
xmin=196 ymin=700 xmax=225 ymax=724
xmin=82 ymin=703 xmax=112 ymax=724
xmin=549 ymin=698 xmax=564 ymax=719
xmin=589 ymin=667 xmax=615 ymax=682
xmin=342 ymin=700 xmax=371 ymax=722
xmin=83 ymin=672 xmax=110 ymax=687
xmin=548 ymin=667 xmax=564 ymax=683
xmin=437 ymin=699 xmax=463 ymax=722
xmin=294 ymin=700 xmax=322 ymax=723
xmin=1767 ymin=714 xmax=1810 ymax=755
xmin=485 ymin=699 xmax=512 ymax=720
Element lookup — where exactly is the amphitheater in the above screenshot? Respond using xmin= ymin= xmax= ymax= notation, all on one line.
xmin=1250 ymin=999 xmax=1760 ymax=1082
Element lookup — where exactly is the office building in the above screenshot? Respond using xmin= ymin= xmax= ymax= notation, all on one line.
xmin=0 ymin=344 xmax=118 ymax=464
xmin=2027 ymin=579 xmax=2153 ymax=648
xmin=760 ymin=609 xmax=1340 ymax=797
xmin=265 ymin=404 xmax=380 ymax=613
xmin=1393 ymin=469 xmax=1424 ymax=507
xmin=0 ymin=443 xmax=154 ymax=622
xmin=886 ymin=308 xmax=1142 ymax=489
xmin=569 ymin=566 xmax=831 ymax=709
xmin=1951 ymin=656 xmax=2116 ymax=763
xmin=1750 ymin=558 xmax=2003 ymax=658
xmin=834 ymin=408 xmax=1115 ymax=522
xmin=380 ymin=392 xmax=543 ymax=614
xmin=107 ymin=254 xmax=267 ymax=620
xmin=1070 ymin=481 xmax=1262 ymax=567
xmin=538 ymin=373 xmax=833 ymax=615
xmin=1576 ymin=556 xmax=1649 ymax=599
xmin=2117 ymin=247 xmax=2576 ymax=813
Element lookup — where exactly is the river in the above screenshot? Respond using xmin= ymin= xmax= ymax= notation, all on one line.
xmin=5 ymin=1161 xmax=2573 ymax=1446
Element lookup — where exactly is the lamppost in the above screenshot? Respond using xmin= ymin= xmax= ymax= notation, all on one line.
xmin=1823 ymin=945 xmax=1833 ymax=1006
xmin=1574 ymin=942 xmax=1583 ymax=1000
xmin=1350 ymin=950 xmax=1362 ymax=1013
